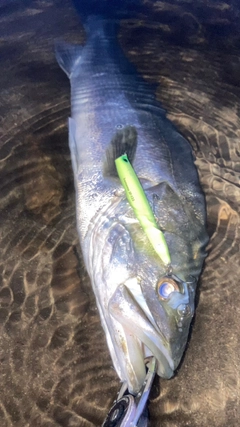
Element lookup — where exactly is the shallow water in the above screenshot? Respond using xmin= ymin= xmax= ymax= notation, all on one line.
xmin=0 ymin=0 xmax=240 ymax=426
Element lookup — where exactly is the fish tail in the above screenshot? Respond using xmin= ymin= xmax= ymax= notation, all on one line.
xmin=55 ymin=42 xmax=82 ymax=79
xmin=55 ymin=0 xmax=142 ymax=78
xmin=72 ymin=0 xmax=118 ymax=20
xmin=72 ymin=0 xmax=142 ymax=34
xmin=72 ymin=0 xmax=120 ymax=40
xmin=72 ymin=0 xmax=141 ymax=22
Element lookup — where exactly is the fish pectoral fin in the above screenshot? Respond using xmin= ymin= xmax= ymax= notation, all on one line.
xmin=103 ymin=125 xmax=138 ymax=177
xmin=151 ymin=182 xmax=202 ymax=236
xmin=55 ymin=41 xmax=82 ymax=78
xmin=68 ymin=117 xmax=79 ymax=176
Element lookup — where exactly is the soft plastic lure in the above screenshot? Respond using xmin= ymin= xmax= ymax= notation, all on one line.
xmin=115 ymin=154 xmax=171 ymax=266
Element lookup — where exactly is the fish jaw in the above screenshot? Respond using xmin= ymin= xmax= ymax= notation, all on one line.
xmin=105 ymin=270 xmax=196 ymax=395
xmin=108 ymin=281 xmax=175 ymax=394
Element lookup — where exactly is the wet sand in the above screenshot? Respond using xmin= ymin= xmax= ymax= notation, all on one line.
xmin=0 ymin=1 xmax=239 ymax=426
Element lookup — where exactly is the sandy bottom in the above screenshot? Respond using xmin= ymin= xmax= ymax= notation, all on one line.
xmin=0 ymin=0 xmax=239 ymax=426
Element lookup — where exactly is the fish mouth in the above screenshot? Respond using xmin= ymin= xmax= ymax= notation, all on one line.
xmin=108 ymin=278 xmax=174 ymax=394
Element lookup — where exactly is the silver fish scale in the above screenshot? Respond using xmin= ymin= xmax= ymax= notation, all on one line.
xmin=56 ymin=14 xmax=208 ymax=394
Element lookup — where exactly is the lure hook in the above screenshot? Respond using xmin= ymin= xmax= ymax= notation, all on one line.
xmin=102 ymin=357 xmax=157 ymax=427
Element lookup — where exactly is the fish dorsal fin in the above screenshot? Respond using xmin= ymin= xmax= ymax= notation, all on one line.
xmin=55 ymin=41 xmax=82 ymax=78
xmin=104 ymin=125 xmax=137 ymax=177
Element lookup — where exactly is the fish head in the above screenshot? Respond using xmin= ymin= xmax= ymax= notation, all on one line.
xmin=108 ymin=246 xmax=197 ymax=394
xmin=106 ymin=184 xmax=207 ymax=394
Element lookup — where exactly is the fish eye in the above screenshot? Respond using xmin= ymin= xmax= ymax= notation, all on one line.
xmin=157 ymin=277 xmax=180 ymax=300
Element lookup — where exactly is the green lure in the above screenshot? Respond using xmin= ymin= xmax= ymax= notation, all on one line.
xmin=115 ymin=154 xmax=171 ymax=266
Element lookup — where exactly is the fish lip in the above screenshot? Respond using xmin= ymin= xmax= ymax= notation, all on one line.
xmin=124 ymin=277 xmax=175 ymax=376
xmin=108 ymin=281 xmax=175 ymax=390
xmin=140 ymin=317 xmax=175 ymax=380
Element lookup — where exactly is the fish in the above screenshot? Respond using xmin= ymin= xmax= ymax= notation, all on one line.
xmin=55 ymin=5 xmax=209 ymax=395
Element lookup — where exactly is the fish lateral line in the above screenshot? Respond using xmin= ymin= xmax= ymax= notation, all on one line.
xmin=115 ymin=153 xmax=171 ymax=266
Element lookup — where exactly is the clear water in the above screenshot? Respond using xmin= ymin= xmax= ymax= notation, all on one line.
xmin=0 ymin=0 xmax=239 ymax=426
